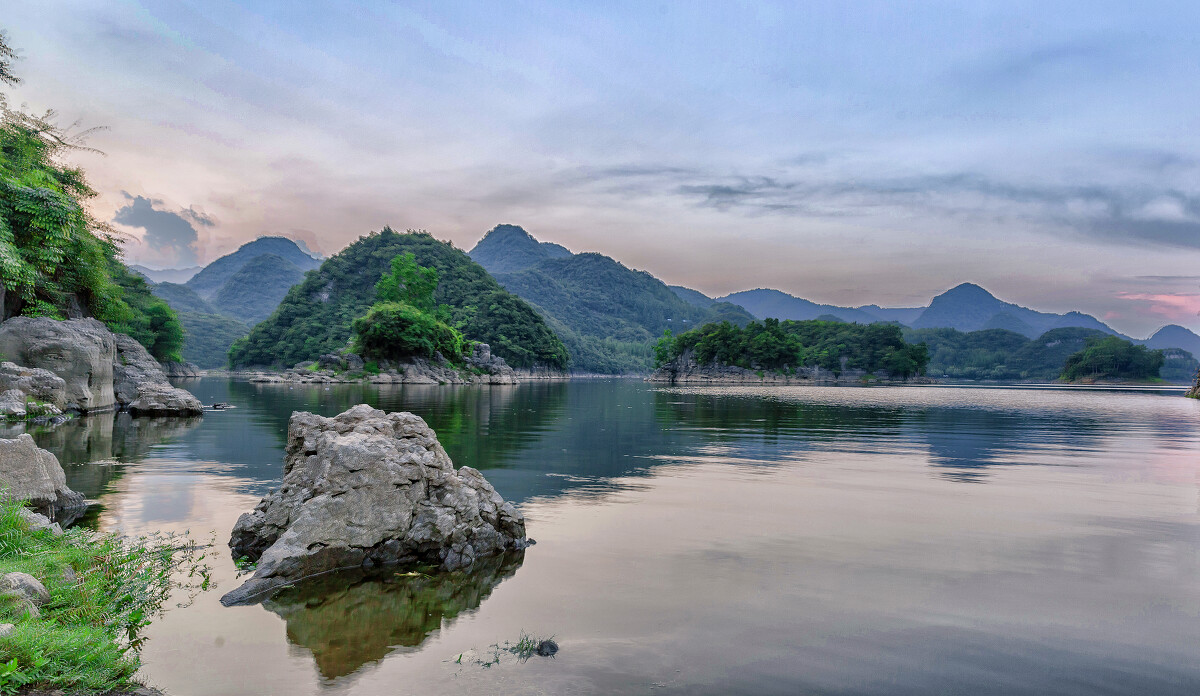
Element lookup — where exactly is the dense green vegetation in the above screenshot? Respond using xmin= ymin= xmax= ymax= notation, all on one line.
xmin=904 ymin=326 xmax=1193 ymax=382
xmin=176 ymin=312 xmax=249 ymax=368
xmin=494 ymin=253 xmax=755 ymax=373
xmin=0 ymin=38 xmax=182 ymax=361
xmin=230 ymin=228 xmax=568 ymax=369
xmin=352 ymin=252 xmax=465 ymax=362
xmin=1061 ymin=336 xmax=1165 ymax=382
xmin=656 ymin=318 xmax=930 ymax=378
xmin=0 ymin=500 xmax=206 ymax=694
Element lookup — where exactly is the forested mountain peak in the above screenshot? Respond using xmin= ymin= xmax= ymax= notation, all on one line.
xmin=229 ymin=228 xmax=568 ymax=369
xmin=186 ymin=236 xmax=321 ymax=299
xmin=469 ymin=224 xmax=573 ymax=274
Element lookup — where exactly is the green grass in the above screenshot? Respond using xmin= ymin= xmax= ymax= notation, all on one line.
xmin=0 ymin=500 xmax=209 ymax=694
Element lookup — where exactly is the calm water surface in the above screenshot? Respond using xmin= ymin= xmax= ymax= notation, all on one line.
xmin=8 ymin=379 xmax=1200 ymax=695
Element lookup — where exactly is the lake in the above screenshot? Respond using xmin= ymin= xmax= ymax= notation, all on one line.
xmin=10 ymin=379 xmax=1200 ymax=695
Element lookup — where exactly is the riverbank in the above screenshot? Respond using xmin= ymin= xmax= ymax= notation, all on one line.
xmin=0 ymin=500 xmax=203 ymax=695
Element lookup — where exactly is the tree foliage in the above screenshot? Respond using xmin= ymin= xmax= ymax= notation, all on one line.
xmin=353 ymin=301 xmax=464 ymax=362
xmin=1061 ymin=336 xmax=1165 ymax=382
xmin=229 ymin=228 xmax=568 ymax=369
xmin=0 ymin=34 xmax=183 ymax=361
xmin=657 ymin=318 xmax=930 ymax=379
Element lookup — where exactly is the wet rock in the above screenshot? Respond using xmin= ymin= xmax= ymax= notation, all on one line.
xmin=0 ymin=434 xmax=86 ymax=520
xmin=0 ymin=361 xmax=66 ymax=409
xmin=221 ymin=404 xmax=527 ymax=605
xmin=1 ymin=572 xmax=49 ymax=607
xmin=113 ymin=333 xmax=203 ymax=415
xmin=17 ymin=508 xmax=63 ymax=536
xmin=536 ymin=639 xmax=559 ymax=656
xmin=0 ymin=317 xmax=116 ymax=412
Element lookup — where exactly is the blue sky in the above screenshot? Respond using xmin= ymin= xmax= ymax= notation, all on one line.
xmin=5 ymin=1 xmax=1200 ymax=336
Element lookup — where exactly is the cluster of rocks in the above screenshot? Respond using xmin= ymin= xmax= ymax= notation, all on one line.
xmin=241 ymin=343 xmax=518 ymax=386
xmin=221 ymin=404 xmax=527 ymax=605
xmin=0 ymin=317 xmax=202 ymax=417
xmin=0 ymin=434 xmax=86 ymax=522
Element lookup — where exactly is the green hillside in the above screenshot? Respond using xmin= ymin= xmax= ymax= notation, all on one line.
xmin=152 ymin=282 xmax=217 ymax=314
xmin=229 ymin=228 xmax=568 ymax=369
xmin=186 ymin=236 xmax=319 ymax=299
xmin=494 ymin=253 xmax=755 ymax=372
xmin=906 ymin=326 xmax=1197 ymax=382
xmin=177 ymin=312 xmax=250 ymax=368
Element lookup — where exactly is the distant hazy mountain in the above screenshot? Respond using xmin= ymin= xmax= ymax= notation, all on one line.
xmin=130 ymin=265 xmax=202 ymax=284
xmin=908 ymin=283 xmax=1120 ymax=339
xmin=717 ymin=288 xmax=882 ymax=324
xmin=151 ymin=282 xmax=217 ymax=314
xmin=469 ymin=224 xmax=573 ymax=274
xmin=669 ymin=285 xmax=716 ymax=309
xmin=186 ymin=236 xmax=321 ymax=299
xmin=1144 ymin=324 xmax=1200 ymax=357
xmin=211 ymin=254 xmax=308 ymax=324
xmin=855 ymin=304 xmax=925 ymax=324
xmin=472 ymin=226 xmax=754 ymax=372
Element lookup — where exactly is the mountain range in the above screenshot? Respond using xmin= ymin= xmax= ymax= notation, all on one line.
xmin=469 ymin=225 xmax=755 ymax=373
xmin=470 ymin=225 xmax=1199 ymax=377
xmin=135 ymin=236 xmax=323 ymax=367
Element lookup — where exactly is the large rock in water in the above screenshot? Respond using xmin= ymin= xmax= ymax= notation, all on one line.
xmin=0 ymin=362 xmax=67 ymax=409
xmin=112 ymin=334 xmax=203 ymax=415
xmin=0 ymin=318 xmax=115 ymax=412
xmin=0 ymin=434 xmax=86 ymax=520
xmin=221 ymin=405 xmax=527 ymax=605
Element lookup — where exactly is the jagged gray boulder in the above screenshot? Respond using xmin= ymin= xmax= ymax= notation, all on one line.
xmin=0 ymin=390 xmax=25 ymax=418
xmin=162 ymin=361 xmax=201 ymax=378
xmin=0 ymin=434 xmax=86 ymax=520
xmin=1 ymin=572 xmax=49 ymax=607
xmin=0 ymin=362 xmax=66 ymax=409
xmin=0 ymin=317 xmax=116 ymax=412
xmin=221 ymin=404 xmax=527 ymax=605
xmin=112 ymin=333 xmax=202 ymax=415
xmin=17 ymin=508 xmax=62 ymax=536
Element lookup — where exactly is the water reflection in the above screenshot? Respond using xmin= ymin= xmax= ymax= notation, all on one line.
xmin=262 ymin=552 xmax=525 ymax=681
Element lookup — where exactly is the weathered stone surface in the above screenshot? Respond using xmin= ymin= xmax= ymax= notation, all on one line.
xmin=646 ymin=349 xmax=915 ymax=385
xmin=0 ymin=361 xmax=66 ymax=408
xmin=17 ymin=508 xmax=63 ymax=536
xmin=0 ymin=317 xmax=116 ymax=412
xmin=162 ymin=361 xmax=201 ymax=378
xmin=0 ymin=434 xmax=85 ymax=520
xmin=317 ymin=353 xmax=345 ymax=371
xmin=0 ymin=389 xmax=25 ymax=418
xmin=113 ymin=333 xmax=203 ymax=415
xmin=221 ymin=405 xmax=527 ymax=605
xmin=345 ymin=353 xmax=365 ymax=371
xmin=1 ymin=572 xmax=49 ymax=607
xmin=1187 ymin=367 xmax=1200 ymax=398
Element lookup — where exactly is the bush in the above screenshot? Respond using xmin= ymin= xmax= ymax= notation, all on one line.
xmin=1061 ymin=336 xmax=1164 ymax=381
xmin=352 ymin=301 xmax=465 ymax=362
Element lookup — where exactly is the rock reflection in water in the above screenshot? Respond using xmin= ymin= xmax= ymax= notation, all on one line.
xmin=260 ymin=550 xmax=525 ymax=680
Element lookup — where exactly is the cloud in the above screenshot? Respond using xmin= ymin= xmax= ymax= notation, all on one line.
xmin=1116 ymin=292 xmax=1200 ymax=321
xmin=112 ymin=194 xmax=201 ymax=266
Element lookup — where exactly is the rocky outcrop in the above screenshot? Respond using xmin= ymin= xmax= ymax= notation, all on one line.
xmin=1188 ymin=367 xmax=1200 ymax=398
xmin=0 ymin=434 xmax=86 ymax=521
xmin=0 ymin=362 xmax=67 ymax=409
xmin=242 ymin=344 xmax=519 ymax=386
xmin=0 ymin=318 xmax=202 ymax=416
xmin=0 ymin=317 xmax=116 ymax=412
xmin=162 ymin=361 xmax=201 ymax=378
xmin=221 ymin=404 xmax=527 ymax=605
xmin=112 ymin=333 xmax=203 ymax=415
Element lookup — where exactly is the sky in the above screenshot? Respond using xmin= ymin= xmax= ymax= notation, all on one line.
xmin=4 ymin=1 xmax=1200 ymax=338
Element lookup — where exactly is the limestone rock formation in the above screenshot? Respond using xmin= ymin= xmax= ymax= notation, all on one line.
xmin=0 ymin=434 xmax=85 ymax=520
xmin=0 ymin=362 xmax=67 ymax=409
xmin=221 ymin=404 xmax=527 ymax=605
xmin=1188 ymin=367 xmax=1200 ymax=398
xmin=162 ymin=361 xmax=201 ymax=378
xmin=0 ymin=317 xmax=116 ymax=412
xmin=112 ymin=333 xmax=203 ymax=415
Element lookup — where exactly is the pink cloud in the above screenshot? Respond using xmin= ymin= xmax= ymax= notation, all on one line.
xmin=1116 ymin=292 xmax=1200 ymax=320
